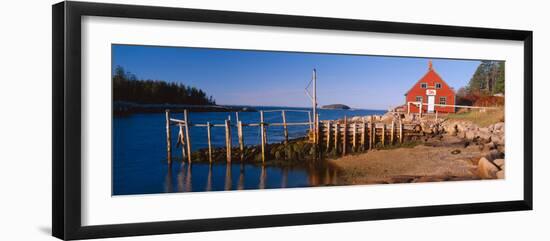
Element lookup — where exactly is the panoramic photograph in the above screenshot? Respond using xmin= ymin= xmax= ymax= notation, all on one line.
xmin=112 ymin=45 xmax=505 ymax=195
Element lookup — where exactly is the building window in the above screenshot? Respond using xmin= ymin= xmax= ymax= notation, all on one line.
xmin=416 ymin=96 xmax=423 ymax=103
xmin=420 ymin=83 xmax=427 ymax=88
xmin=435 ymin=83 xmax=442 ymax=89
xmin=440 ymin=96 xmax=447 ymax=105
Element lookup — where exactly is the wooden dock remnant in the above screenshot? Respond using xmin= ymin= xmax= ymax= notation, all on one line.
xmin=165 ymin=108 xmax=423 ymax=164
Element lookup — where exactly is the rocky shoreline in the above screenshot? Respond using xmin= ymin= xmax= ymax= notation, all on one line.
xmin=328 ymin=110 xmax=506 ymax=184
xmin=441 ymin=119 xmax=506 ymax=179
xmin=182 ymin=109 xmax=506 ymax=183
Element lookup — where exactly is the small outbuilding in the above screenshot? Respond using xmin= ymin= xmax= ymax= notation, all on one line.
xmin=404 ymin=61 xmax=456 ymax=113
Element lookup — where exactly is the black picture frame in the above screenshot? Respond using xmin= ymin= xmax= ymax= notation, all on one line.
xmin=52 ymin=1 xmax=533 ymax=240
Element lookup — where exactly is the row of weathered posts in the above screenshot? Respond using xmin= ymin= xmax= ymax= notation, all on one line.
xmin=165 ymin=109 xmax=420 ymax=165
xmin=321 ymin=116 xmax=406 ymax=155
xmin=165 ymin=109 xmax=315 ymax=165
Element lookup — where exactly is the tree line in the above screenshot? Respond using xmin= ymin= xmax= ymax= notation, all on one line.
xmin=456 ymin=60 xmax=505 ymax=106
xmin=113 ymin=66 xmax=216 ymax=105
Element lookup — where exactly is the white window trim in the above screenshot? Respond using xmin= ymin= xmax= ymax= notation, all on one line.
xmin=439 ymin=96 xmax=447 ymax=105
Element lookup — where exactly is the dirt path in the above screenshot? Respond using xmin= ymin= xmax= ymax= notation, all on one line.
xmin=330 ymin=136 xmax=488 ymax=184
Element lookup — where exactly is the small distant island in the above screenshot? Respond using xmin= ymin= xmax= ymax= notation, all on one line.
xmin=322 ymin=104 xmax=351 ymax=110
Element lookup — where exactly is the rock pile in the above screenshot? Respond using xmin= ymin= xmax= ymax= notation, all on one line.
xmin=439 ymin=120 xmax=505 ymax=180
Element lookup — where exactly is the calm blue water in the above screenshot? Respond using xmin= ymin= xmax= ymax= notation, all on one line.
xmin=113 ymin=107 xmax=385 ymax=195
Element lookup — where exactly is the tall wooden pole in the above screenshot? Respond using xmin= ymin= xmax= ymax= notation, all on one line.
xmin=260 ymin=110 xmax=266 ymax=163
xmin=206 ymin=122 xmax=212 ymax=163
xmin=312 ymin=68 xmax=317 ymax=145
xmin=165 ymin=109 xmax=172 ymax=164
xmin=183 ymin=109 xmax=192 ymax=163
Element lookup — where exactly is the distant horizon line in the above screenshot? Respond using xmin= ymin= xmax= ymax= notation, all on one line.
xmin=220 ymin=104 xmax=387 ymax=111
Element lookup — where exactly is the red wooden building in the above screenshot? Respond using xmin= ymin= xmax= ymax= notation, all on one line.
xmin=404 ymin=61 xmax=456 ymax=113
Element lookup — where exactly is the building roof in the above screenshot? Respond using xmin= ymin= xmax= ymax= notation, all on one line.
xmin=404 ymin=60 xmax=456 ymax=96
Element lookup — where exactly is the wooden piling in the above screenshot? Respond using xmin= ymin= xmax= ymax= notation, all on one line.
xmin=381 ymin=123 xmax=386 ymax=147
xmin=206 ymin=122 xmax=212 ymax=163
xmin=390 ymin=120 xmax=395 ymax=144
xmin=342 ymin=116 xmax=347 ymax=156
xmin=399 ymin=121 xmax=404 ymax=143
xmin=326 ymin=121 xmax=331 ymax=150
xmin=334 ymin=122 xmax=339 ymax=152
xmin=165 ymin=110 xmax=172 ymax=164
xmin=238 ymin=121 xmax=244 ymax=161
xmin=315 ymin=113 xmax=320 ymax=145
xmin=260 ymin=111 xmax=266 ymax=163
xmin=225 ymin=119 xmax=232 ymax=163
xmin=282 ymin=110 xmax=288 ymax=144
xmin=369 ymin=122 xmax=376 ymax=149
xmin=183 ymin=110 xmax=192 ymax=163
xmin=361 ymin=119 xmax=366 ymax=150
xmin=352 ymin=122 xmax=357 ymax=151
xmin=179 ymin=124 xmax=187 ymax=160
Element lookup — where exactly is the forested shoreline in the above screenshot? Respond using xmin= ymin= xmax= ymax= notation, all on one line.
xmin=113 ymin=66 xmax=216 ymax=105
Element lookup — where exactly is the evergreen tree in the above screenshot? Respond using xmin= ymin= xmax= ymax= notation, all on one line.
xmin=466 ymin=60 xmax=505 ymax=95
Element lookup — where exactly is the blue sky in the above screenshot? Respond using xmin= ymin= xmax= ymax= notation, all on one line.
xmin=112 ymin=45 xmax=480 ymax=109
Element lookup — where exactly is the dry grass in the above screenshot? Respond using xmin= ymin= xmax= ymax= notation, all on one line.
xmin=446 ymin=107 xmax=504 ymax=127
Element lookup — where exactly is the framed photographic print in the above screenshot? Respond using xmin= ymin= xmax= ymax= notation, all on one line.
xmin=52 ymin=1 xmax=533 ymax=240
